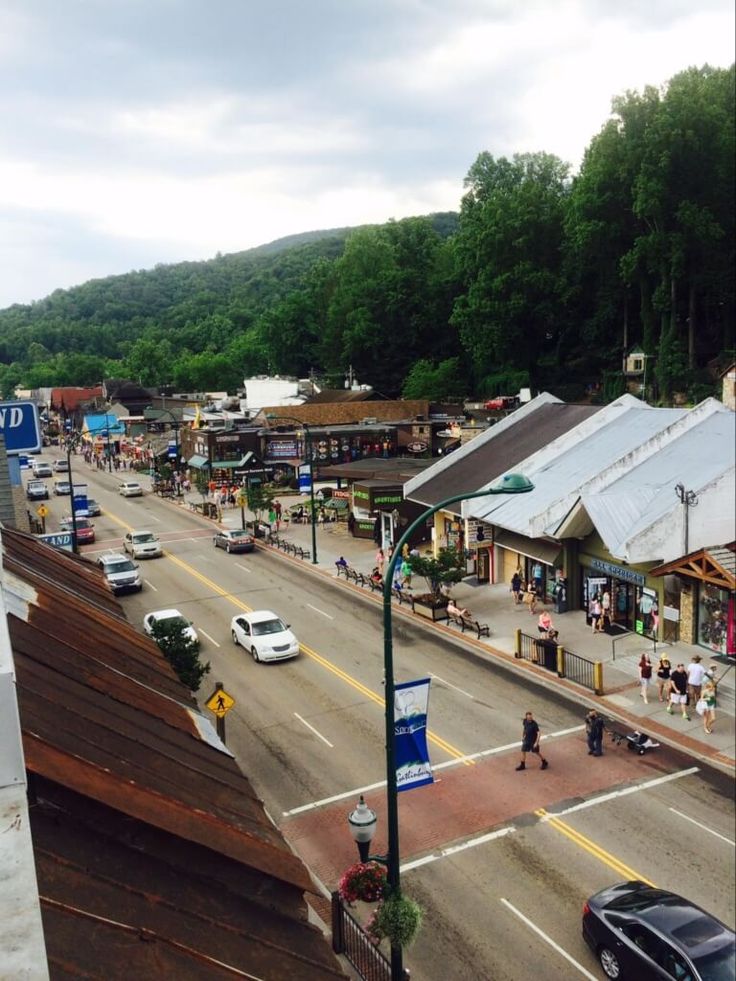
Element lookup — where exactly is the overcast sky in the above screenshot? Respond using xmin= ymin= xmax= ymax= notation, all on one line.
xmin=1 ymin=0 xmax=733 ymax=309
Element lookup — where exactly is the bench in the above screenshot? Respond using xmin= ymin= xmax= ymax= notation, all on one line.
xmin=368 ymin=576 xmax=384 ymax=592
xmin=391 ymin=585 xmax=409 ymax=605
xmin=449 ymin=613 xmax=490 ymax=638
xmin=335 ymin=562 xmax=349 ymax=578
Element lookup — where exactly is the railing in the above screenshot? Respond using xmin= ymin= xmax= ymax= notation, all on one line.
xmin=516 ymin=631 xmax=603 ymax=695
xmin=331 ymin=892 xmax=394 ymax=981
xmin=560 ymin=648 xmax=600 ymax=693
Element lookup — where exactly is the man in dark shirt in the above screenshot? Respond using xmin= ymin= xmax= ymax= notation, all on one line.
xmin=667 ymin=663 xmax=690 ymax=720
xmin=516 ymin=712 xmax=548 ymax=771
xmin=585 ymin=709 xmax=605 ymax=756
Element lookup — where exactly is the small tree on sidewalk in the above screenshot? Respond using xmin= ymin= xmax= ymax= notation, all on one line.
xmin=408 ymin=547 xmax=464 ymax=600
xmin=149 ymin=619 xmax=210 ymax=692
xmin=247 ymin=483 xmax=275 ymax=524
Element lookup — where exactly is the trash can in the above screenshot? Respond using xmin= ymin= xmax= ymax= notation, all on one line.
xmin=540 ymin=639 xmax=558 ymax=672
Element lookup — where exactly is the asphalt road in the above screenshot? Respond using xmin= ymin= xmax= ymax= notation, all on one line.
xmin=27 ymin=461 xmax=736 ymax=981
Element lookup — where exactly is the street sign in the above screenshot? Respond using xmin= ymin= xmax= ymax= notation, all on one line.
xmin=36 ymin=531 xmax=74 ymax=552
xmin=0 ymin=400 xmax=42 ymax=453
xmin=205 ymin=687 xmax=235 ymax=717
xmin=72 ymin=482 xmax=89 ymax=517
xmin=36 ymin=504 xmax=49 ymax=518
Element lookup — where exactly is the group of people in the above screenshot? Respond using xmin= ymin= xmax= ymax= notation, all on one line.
xmin=510 ymin=570 xmax=544 ymax=615
xmin=638 ymin=653 xmax=718 ymax=733
xmin=373 ymin=545 xmax=418 ymax=591
xmin=589 ymin=590 xmax=611 ymax=633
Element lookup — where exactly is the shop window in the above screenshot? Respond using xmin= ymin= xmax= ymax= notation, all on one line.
xmin=698 ymin=584 xmax=730 ymax=655
xmin=636 ymin=587 xmax=659 ymax=638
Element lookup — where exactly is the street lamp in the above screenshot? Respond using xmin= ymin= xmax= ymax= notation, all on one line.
xmin=348 ymin=795 xmax=378 ymax=863
xmin=65 ymin=423 xmax=118 ymax=553
xmin=674 ymin=483 xmax=698 ymax=555
xmin=265 ymin=414 xmax=318 ymax=565
xmin=379 ymin=472 xmax=534 ymax=980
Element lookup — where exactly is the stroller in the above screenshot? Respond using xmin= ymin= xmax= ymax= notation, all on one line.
xmin=605 ymin=719 xmax=660 ymax=756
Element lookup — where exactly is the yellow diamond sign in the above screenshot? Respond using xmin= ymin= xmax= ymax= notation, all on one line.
xmin=205 ymin=687 xmax=235 ymax=717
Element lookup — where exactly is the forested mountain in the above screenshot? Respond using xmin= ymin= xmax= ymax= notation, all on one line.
xmin=1 ymin=65 xmax=732 ymax=403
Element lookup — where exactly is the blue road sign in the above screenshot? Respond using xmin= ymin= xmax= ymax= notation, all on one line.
xmin=0 ymin=400 xmax=42 ymax=453
xmin=36 ymin=532 xmax=74 ymax=552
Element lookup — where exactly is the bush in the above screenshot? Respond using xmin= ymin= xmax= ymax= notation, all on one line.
xmin=367 ymin=894 xmax=423 ymax=948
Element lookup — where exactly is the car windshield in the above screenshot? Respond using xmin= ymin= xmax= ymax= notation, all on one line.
xmin=692 ymin=943 xmax=736 ymax=981
xmin=252 ymin=619 xmax=285 ymax=636
xmin=133 ymin=533 xmax=156 ymax=543
xmin=606 ymin=890 xmax=674 ymax=913
xmin=107 ymin=560 xmax=136 ymax=573
xmin=226 ymin=531 xmax=246 ymax=538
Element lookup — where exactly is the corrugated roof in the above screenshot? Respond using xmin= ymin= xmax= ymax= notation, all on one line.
xmin=257 ymin=399 xmax=431 ymax=427
xmin=405 ymin=396 xmax=601 ymax=514
xmin=2 ymin=526 xmax=347 ymax=979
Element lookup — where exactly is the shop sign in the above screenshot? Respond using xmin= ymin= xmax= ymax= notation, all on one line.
xmin=216 ymin=434 xmax=240 ymax=443
xmin=407 ymin=441 xmax=428 ymax=453
xmin=333 ymin=490 xmax=350 ymax=499
xmin=663 ymin=605 xmax=680 ymax=622
xmin=374 ymin=494 xmax=402 ymax=505
xmin=268 ymin=439 xmax=298 ymax=459
xmin=590 ymin=558 xmax=645 ymax=586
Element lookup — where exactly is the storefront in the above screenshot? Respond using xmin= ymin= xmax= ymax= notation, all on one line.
xmin=493 ymin=530 xmax=562 ymax=601
xmin=579 ymin=555 xmax=660 ymax=639
xmin=651 ymin=548 xmax=735 ymax=657
xmin=350 ymin=481 xmax=404 ymax=542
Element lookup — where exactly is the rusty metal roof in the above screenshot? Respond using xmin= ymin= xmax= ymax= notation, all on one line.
xmin=2 ymin=526 xmax=347 ymax=980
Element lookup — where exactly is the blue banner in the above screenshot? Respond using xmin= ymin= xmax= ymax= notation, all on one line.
xmin=298 ymin=464 xmax=312 ymax=493
xmin=394 ymin=678 xmax=433 ymax=793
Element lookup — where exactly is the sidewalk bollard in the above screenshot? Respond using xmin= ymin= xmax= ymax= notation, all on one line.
xmin=514 ymin=627 xmax=521 ymax=658
xmin=556 ymin=646 xmax=565 ymax=678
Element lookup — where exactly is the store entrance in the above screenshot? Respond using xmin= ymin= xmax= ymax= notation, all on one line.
xmin=611 ymin=581 xmax=635 ymax=632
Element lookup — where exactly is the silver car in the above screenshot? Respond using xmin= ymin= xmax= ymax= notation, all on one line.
xmin=124 ymin=530 xmax=162 ymax=559
xmin=97 ymin=554 xmax=142 ymax=594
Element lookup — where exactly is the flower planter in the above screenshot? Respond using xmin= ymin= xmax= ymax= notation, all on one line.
xmin=410 ymin=595 xmax=449 ymax=621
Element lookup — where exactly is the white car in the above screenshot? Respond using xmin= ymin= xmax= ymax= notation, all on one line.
xmin=124 ymin=530 xmax=162 ymax=559
xmin=230 ymin=610 xmax=300 ymax=662
xmin=143 ymin=609 xmax=198 ymax=646
xmin=32 ymin=461 xmax=53 ymax=478
xmin=119 ymin=481 xmax=143 ymax=497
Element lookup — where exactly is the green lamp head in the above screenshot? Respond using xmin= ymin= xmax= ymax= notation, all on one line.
xmin=488 ymin=472 xmax=534 ymax=494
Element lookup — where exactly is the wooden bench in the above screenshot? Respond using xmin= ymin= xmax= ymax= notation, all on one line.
xmin=368 ymin=576 xmax=384 ymax=592
xmin=391 ymin=585 xmax=409 ymax=605
xmin=335 ymin=562 xmax=349 ymax=578
xmin=449 ymin=613 xmax=490 ymax=638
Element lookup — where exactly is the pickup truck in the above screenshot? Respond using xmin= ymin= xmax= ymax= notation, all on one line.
xmin=483 ymin=395 xmax=519 ymax=411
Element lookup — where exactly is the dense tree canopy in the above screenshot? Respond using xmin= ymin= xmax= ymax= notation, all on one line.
xmin=0 ymin=66 xmax=732 ymax=403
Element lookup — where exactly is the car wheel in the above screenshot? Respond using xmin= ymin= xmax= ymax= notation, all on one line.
xmin=231 ymin=629 xmax=239 ymax=646
xmin=598 ymin=946 xmax=622 ymax=979
xmin=251 ymin=645 xmax=260 ymax=663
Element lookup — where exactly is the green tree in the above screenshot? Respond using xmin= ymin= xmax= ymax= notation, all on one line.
xmin=408 ymin=547 xmax=464 ymax=599
xmin=149 ymin=618 xmax=210 ymax=692
xmin=402 ymin=358 xmax=465 ymax=400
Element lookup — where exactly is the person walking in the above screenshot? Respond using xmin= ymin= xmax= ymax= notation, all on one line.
xmin=523 ymin=583 xmax=537 ymax=615
xmin=376 ymin=548 xmax=385 ymax=577
xmin=686 ymin=655 xmax=708 ymax=707
xmin=600 ymin=589 xmax=611 ymax=631
xmin=511 ymin=571 xmax=522 ymax=605
xmin=638 ymin=654 xmax=653 ymax=704
xmin=585 ymin=709 xmax=605 ymax=757
xmin=400 ymin=557 xmax=413 ymax=589
xmin=667 ymin=664 xmax=690 ymax=720
xmin=656 ymin=654 xmax=671 ymax=702
xmin=515 ymin=712 xmax=548 ymax=771
xmin=701 ymin=679 xmax=717 ymax=734
xmin=590 ymin=594 xmax=603 ymax=633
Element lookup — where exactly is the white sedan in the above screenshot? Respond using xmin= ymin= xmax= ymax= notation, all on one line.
xmin=143 ymin=609 xmax=198 ymax=646
xmin=119 ymin=480 xmax=143 ymax=497
xmin=230 ymin=611 xmax=300 ymax=663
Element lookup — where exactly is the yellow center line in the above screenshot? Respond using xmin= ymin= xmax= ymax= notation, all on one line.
xmin=105 ymin=511 xmax=473 ymax=766
xmin=535 ymin=808 xmax=654 ymax=885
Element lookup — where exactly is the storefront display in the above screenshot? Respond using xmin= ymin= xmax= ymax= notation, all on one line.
xmin=697 ymin=585 xmax=733 ymax=656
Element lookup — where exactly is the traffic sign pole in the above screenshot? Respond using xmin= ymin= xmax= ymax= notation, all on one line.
xmin=205 ymin=681 xmax=235 ymax=745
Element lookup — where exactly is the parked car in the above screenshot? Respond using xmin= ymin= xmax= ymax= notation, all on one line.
xmin=123 ymin=530 xmax=162 ymax=559
xmin=52 ymin=458 xmax=69 ymax=472
xmin=86 ymin=499 xmax=101 ymax=517
xmin=97 ymin=554 xmax=142 ymax=594
xmin=32 ymin=461 xmax=53 ymax=478
xmin=213 ymin=529 xmax=255 ymax=553
xmin=61 ymin=516 xmax=95 ymax=544
xmin=26 ymin=479 xmax=49 ymax=501
xmin=483 ymin=395 xmax=519 ymax=411
xmin=143 ymin=609 xmax=198 ymax=646
xmin=53 ymin=479 xmax=71 ymax=496
xmin=582 ymin=881 xmax=735 ymax=981
xmin=119 ymin=481 xmax=143 ymax=497
xmin=230 ymin=610 xmax=300 ymax=662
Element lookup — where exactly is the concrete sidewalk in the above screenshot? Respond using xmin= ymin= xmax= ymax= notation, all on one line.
xmin=198 ymin=493 xmax=735 ymax=773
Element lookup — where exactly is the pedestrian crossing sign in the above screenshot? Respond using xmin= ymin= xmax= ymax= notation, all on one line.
xmin=205 ymin=687 xmax=235 ymax=717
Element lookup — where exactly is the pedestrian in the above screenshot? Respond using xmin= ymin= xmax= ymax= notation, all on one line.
xmin=656 ymin=654 xmax=671 ymax=702
xmin=686 ymin=655 xmax=708 ymax=706
xmin=402 ymin=542 xmax=410 ymax=561
xmin=600 ymin=589 xmax=611 ymax=631
xmin=701 ymin=679 xmax=717 ymax=735
xmin=318 ymin=506 xmax=326 ymax=526
xmin=376 ymin=547 xmax=385 ymax=577
xmin=511 ymin=571 xmax=522 ymax=605
xmin=537 ymin=611 xmax=553 ymax=636
xmin=523 ymin=583 xmax=537 ymax=615
xmin=274 ymin=500 xmax=282 ymax=520
xmin=590 ymin=594 xmax=603 ymax=634
xmin=585 ymin=709 xmax=605 ymax=757
xmin=638 ymin=654 xmax=653 ymax=704
xmin=400 ymin=557 xmax=413 ymax=589
xmin=531 ymin=562 xmax=543 ymax=596
xmin=515 ymin=712 xmax=548 ymax=771
xmin=667 ymin=664 xmax=690 ymax=720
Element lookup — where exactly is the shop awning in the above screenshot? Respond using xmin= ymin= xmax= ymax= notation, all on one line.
xmin=650 ymin=547 xmax=736 ymax=590
xmin=494 ymin=530 xmax=562 ymax=567
xmin=212 ymin=457 xmax=253 ymax=469
xmin=187 ymin=454 xmax=208 ymax=468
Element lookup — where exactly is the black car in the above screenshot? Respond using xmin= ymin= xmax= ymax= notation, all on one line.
xmin=583 ymin=881 xmax=735 ymax=980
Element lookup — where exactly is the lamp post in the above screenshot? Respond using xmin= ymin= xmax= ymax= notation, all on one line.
xmin=348 ymin=795 xmax=378 ymax=863
xmin=265 ymin=414 xmax=318 ymax=565
xmin=65 ymin=422 xmax=119 ymax=553
xmin=151 ymin=407 xmax=182 ymax=484
xmin=379 ymin=473 xmax=534 ymax=980
xmin=674 ymin=483 xmax=698 ymax=555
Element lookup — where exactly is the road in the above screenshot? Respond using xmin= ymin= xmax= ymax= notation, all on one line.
xmin=25 ymin=459 xmax=736 ymax=981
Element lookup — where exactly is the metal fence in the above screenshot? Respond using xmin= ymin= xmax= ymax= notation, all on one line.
xmin=516 ymin=631 xmax=602 ymax=694
xmin=331 ymin=892 xmax=392 ymax=981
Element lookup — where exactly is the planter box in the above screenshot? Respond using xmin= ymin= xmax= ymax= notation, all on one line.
xmin=411 ymin=597 xmax=449 ymax=621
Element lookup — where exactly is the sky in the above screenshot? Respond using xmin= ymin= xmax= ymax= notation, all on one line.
xmin=1 ymin=0 xmax=734 ymax=310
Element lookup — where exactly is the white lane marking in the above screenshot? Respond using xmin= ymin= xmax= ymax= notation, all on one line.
xmin=500 ymin=899 xmax=598 ymax=981
xmin=294 ymin=713 xmax=333 ymax=747
xmin=282 ymin=725 xmax=585 ymax=817
xmin=146 ymin=514 xmax=162 ymax=523
xmin=541 ymin=768 xmax=700 ymax=819
xmin=235 ymin=563 xmax=252 ymax=573
xmin=198 ymin=629 xmax=221 ymax=648
xmin=668 ymin=806 xmax=735 ymax=846
xmin=144 ymin=580 xmax=157 ymax=591
xmin=401 ymin=827 xmax=514 ymax=872
xmin=429 ymin=672 xmax=474 ymax=698
xmin=307 ymin=603 xmax=334 ymax=620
